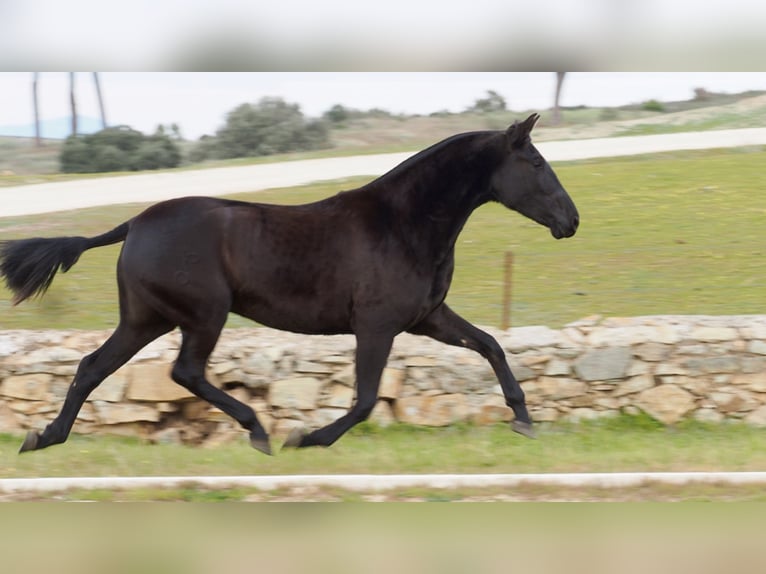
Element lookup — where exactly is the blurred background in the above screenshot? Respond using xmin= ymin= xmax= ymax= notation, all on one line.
xmin=2 ymin=0 xmax=766 ymax=69
xmin=1 ymin=71 xmax=765 ymax=330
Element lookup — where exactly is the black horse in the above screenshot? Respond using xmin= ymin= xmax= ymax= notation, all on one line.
xmin=0 ymin=114 xmax=578 ymax=455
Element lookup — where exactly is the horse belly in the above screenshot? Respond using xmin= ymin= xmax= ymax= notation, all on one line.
xmin=231 ymin=290 xmax=353 ymax=335
xmin=230 ymin=260 xmax=354 ymax=334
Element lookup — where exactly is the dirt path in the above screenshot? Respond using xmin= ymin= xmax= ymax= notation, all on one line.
xmin=2 ymin=128 xmax=766 ymax=218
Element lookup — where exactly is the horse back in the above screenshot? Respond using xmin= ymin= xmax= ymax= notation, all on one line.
xmin=119 ymin=194 xmax=450 ymax=334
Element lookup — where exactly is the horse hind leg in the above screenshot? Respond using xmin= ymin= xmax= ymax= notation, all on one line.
xmin=284 ymin=332 xmax=394 ymax=449
xmin=171 ymin=324 xmax=271 ymax=455
xmin=20 ymin=319 xmax=173 ymax=453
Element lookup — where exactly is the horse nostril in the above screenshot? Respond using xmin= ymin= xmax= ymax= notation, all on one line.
xmin=573 ymin=215 xmax=580 ymax=229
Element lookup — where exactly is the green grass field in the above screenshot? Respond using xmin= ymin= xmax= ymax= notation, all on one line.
xmin=2 ymin=148 xmax=766 ymax=500
xmin=4 ymin=416 xmax=766 ymax=478
xmin=1 ymin=147 xmax=764 ymax=330
xmin=3 ymin=416 xmax=766 ymax=500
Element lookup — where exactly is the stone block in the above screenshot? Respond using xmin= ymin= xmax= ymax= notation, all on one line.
xmin=312 ymin=407 xmax=348 ymax=428
xmin=75 ymin=403 xmax=97 ymax=422
xmin=654 ymin=362 xmax=688 ymax=376
xmin=520 ymin=354 xmax=551 ymax=367
xmin=544 ymin=358 xmax=571 ymax=376
xmin=503 ymin=326 xmax=562 ymax=352
xmin=126 ymin=363 xmax=194 ymax=402
xmin=269 ymin=377 xmax=323 ymax=410
xmin=99 ymin=422 xmax=151 ymax=439
xmin=151 ymin=428 xmax=184 ymax=445
xmin=7 ymin=400 xmax=57 ymax=415
xmin=320 ymin=383 xmax=354 ymax=409
xmin=211 ymin=360 xmax=239 ymax=376
xmin=531 ymin=407 xmax=559 ymax=422
xmin=741 ymin=357 xmax=766 ymax=374
xmin=93 ymin=401 xmax=160 ymax=424
xmin=394 ymin=393 xmax=471 ymax=426
xmin=745 ymin=405 xmax=766 ymax=426
xmin=508 ymin=363 xmax=536 ymax=382
xmin=379 ymin=368 xmax=404 ymax=399
xmin=0 ymin=402 xmax=22 ymax=432
xmin=89 ymin=371 xmax=129 ymax=402
xmin=331 ymin=364 xmax=355 ymax=386
xmin=613 ymin=374 xmax=655 ymax=398
xmin=472 ymin=394 xmax=512 ymax=425
xmin=405 ymin=356 xmax=439 ymax=367
xmin=574 ymin=347 xmax=632 ymax=381
xmin=213 ymin=366 xmax=245 ymax=386
xmin=538 ymin=377 xmax=588 ymax=400
xmin=369 ymin=400 xmax=395 ymax=427
xmin=4 ymin=347 xmax=81 ymax=375
xmin=634 ymin=342 xmax=670 ymax=362
xmin=684 ymin=356 xmax=740 ymax=375
xmin=295 ymin=360 xmax=334 ymax=375
xmin=637 ymin=385 xmax=695 ymax=425
xmin=1 ymin=374 xmax=53 ymax=400
xmin=183 ymin=400 xmax=210 ymax=420
xmin=732 ymin=373 xmax=766 ymax=393
xmin=241 ymin=354 xmax=277 ymax=379
xmin=690 ymin=326 xmax=738 ymax=342
xmin=741 ymin=324 xmax=766 ymax=340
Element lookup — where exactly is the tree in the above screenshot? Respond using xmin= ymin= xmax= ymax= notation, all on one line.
xmin=470 ymin=90 xmax=507 ymax=113
xmin=32 ymin=73 xmax=41 ymax=147
xmin=69 ymin=72 xmax=77 ymax=136
xmin=60 ymin=125 xmax=181 ymax=173
xmin=93 ymin=72 xmax=107 ymax=129
xmin=552 ymin=72 xmax=566 ymax=126
xmin=31 ymin=73 xmax=108 ymax=145
xmin=323 ymin=104 xmax=349 ymax=124
xmin=204 ymin=97 xmax=330 ymax=160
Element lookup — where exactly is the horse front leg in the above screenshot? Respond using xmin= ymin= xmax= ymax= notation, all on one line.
xmin=284 ymin=332 xmax=394 ymax=449
xmin=408 ymin=303 xmax=534 ymax=438
xmin=20 ymin=320 xmax=172 ymax=453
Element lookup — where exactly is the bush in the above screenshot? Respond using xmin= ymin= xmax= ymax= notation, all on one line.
xmin=192 ymin=97 xmax=331 ymax=161
xmin=642 ymin=99 xmax=665 ymax=112
xmin=59 ymin=125 xmax=182 ymax=173
xmin=469 ymin=90 xmax=507 ymax=113
xmin=58 ymin=137 xmax=91 ymax=173
xmin=323 ymin=104 xmax=350 ymax=124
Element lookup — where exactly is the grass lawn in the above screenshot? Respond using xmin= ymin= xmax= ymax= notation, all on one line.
xmin=2 ymin=416 xmax=766 ymax=500
xmin=3 ymin=416 xmax=766 ymax=478
xmin=1 ymin=147 xmax=764 ymax=330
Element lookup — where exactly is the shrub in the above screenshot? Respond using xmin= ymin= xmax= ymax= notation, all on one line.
xmin=642 ymin=99 xmax=665 ymax=112
xmin=58 ymin=137 xmax=91 ymax=173
xmin=196 ymin=97 xmax=331 ymax=161
xmin=59 ymin=125 xmax=182 ymax=173
xmin=468 ymin=90 xmax=507 ymax=113
xmin=323 ymin=104 xmax=350 ymax=124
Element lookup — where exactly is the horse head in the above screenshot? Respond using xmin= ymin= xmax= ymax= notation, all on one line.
xmin=490 ymin=114 xmax=579 ymax=239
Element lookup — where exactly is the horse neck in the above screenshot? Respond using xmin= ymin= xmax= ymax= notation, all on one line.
xmin=377 ymin=132 xmax=502 ymax=252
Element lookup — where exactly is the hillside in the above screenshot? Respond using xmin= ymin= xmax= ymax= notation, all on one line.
xmin=2 ymin=90 xmax=765 ymax=181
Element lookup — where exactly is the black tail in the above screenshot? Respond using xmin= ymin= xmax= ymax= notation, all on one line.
xmin=0 ymin=221 xmax=130 ymax=305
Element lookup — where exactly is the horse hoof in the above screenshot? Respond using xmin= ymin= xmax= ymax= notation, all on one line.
xmin=19 ymin=431 xmax=39 ymax=453
xmin=282 ymin=427 xmax=306 ymax=449
xmin=512 ymin=420 xmax=536 ymax=439
xmin=249 ymin=436 xmax=272 ymax=456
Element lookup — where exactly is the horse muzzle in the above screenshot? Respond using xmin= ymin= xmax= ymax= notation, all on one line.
xmin=551 ymin=214 xmax=579 ymax=239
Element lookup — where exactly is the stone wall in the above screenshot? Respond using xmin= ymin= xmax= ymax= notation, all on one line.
xmin=1 ymin=315 xmax=765 ymax=446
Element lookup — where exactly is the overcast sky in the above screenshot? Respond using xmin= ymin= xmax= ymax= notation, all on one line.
xmin=1 ymin=72 xmax=765 ymax=140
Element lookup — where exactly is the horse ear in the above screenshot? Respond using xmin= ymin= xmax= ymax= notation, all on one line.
xmin=506 ymin=113 xmax=540 ymax=149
